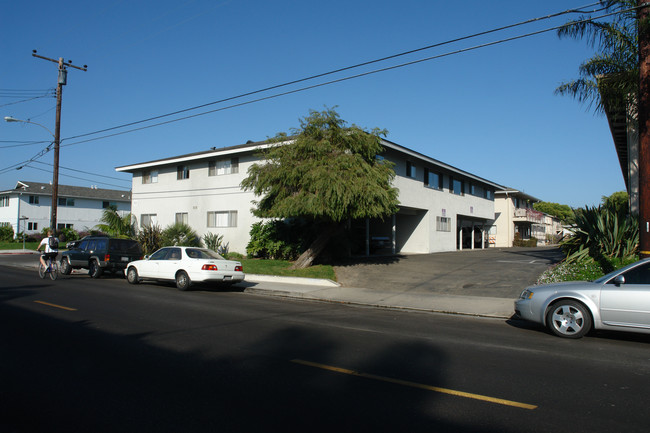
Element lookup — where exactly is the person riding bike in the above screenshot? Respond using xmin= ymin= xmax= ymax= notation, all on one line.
xmin=37 ymin=229 xmax=59 ymax=270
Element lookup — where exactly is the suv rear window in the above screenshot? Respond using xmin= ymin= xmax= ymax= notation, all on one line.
xmin=108 ymin=239 xmax=142 ymax=254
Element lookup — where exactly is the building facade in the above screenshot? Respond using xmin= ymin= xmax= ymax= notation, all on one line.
xmin=0 ymin=181 xmax=131 ymax=237
xmin=116 ymin=139 xmax=505 ymax=255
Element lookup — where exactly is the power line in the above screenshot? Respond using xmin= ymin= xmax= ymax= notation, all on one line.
xmin=31 ymin=160 xmax=131 ymax=183
xmin=24 ymin=164 xmax=131 ymax=189
xmin=60 ymin=3 xmax=634 ymax=149
xmin=62 ymin=2 xmax=606 ymax=144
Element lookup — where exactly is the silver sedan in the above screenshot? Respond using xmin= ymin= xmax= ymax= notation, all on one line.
xmin=515 ymin=258 xmax=650 ymax=338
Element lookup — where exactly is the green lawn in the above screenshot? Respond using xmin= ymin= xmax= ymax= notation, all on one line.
xmin=0 ymin=242 xmax=40 ymax=250
xmin=240 ymin=259 xmax=336 ymax=281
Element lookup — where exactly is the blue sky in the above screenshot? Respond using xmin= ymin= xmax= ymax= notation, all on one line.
xmin=1 ymin=0 xmax=625 ymax=208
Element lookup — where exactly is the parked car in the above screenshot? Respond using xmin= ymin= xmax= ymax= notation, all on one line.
xmin=515 ymin=258 xmax=650 ymax=338
xmin=60 ymin=236 xmax=143 ymax=278
xmin=126 ymin=246 xmax=245 ymax=291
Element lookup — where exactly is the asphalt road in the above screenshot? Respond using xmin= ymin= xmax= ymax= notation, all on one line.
xmin=2 ymin=265 xmax=650 ymax=433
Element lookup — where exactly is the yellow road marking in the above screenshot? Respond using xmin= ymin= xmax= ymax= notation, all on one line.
xmin=292 ymin=359 xmax=537 ymax=410
xmin=34 ymin=301 xmax=77 ymax=311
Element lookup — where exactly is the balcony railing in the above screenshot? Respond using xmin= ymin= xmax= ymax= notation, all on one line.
xmin=513 ymin=208 xmax=543 ymax=224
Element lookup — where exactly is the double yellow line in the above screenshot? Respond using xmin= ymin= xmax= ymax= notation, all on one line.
xmin=292 ymin=359 xmax=537 ymax=410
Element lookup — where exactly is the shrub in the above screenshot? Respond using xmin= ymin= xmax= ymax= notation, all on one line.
xmin=57 ymin=227 xmax=79 ymax=243
xmin=203 ymin=232 xmax=224 ymax=251
xmin=561 ymin=202 xmax=638 ymax=271
xmin=162 ymin=222 xmax=201 ymax=247
xmin=513 ymin=233 xmax=538 ymax=247
xmin=246 ymin=220 xmax=309 ymax=260
xmin=0 ymin=225 xmax=14 ymax=242
xmin=137 ymin=224 xmax=163 ymax=255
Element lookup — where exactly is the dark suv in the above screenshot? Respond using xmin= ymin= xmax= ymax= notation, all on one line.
xmin=60 ymin=236 xmax=143 ymax=278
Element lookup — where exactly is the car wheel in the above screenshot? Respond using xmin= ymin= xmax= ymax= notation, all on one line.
xmin=176 ymin=271 xmax=191 ymax=291
xmin=89 ymin=260 xmax=103 ymax=279
xmin=126 ymin=267 xmax=139 ymax=285
xmin=546 ymin=300 xmax=592 ymax=339
xmin=60 ymin=258 xmax=72 ymax=275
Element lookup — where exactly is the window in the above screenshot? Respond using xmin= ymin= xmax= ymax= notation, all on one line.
xmin=209 ymin=157 xmax=239 ymax=176
xmin=102 ymin=201 xmax=117 ymax=209
xmin=207 ymin=211 xmax=237 ymax=228
xmin=29 ymin=195 xmax=39 ymax=204
xmin=58 ymin=197 xmax=75 ymax=206
xmin=451 ymin=178 xmax=463 ymax=195
xmin=484 ymin=189 xmax=493 ymax=200
xmin=142 ymin=170 xmax=158 ymax=184
xmin=141 ymin=213 xmax=158 ymax=227
xmin=28 ymin=222 xmax=38 ymax=231
xmin=177 ymin=165 xmax=190 ymax=180
xmin=175 ymin=212 xmax=188 ymax=224
xmin=0 ymin=196 xmax=9 ymax=207
xmin=424 ymin=169 xmax=442 ymax=190
xmin=436 ymin=216 xmax=451 ymax=232
xmin=57 ymin=223 xmax=74 ymax=229
xmin=406 ymin=161 xmax=416 ymax=178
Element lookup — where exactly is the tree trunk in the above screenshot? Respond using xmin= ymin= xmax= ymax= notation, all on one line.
xmin=290 ymin=224 xmax=342 ymax=269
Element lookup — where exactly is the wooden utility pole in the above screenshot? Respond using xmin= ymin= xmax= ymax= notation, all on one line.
xmin=32 ymin=50 xmax=87 ymax=232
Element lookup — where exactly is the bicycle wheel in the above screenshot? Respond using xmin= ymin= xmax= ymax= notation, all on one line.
xmin=38 ymin=263 xmax=46 ymax=279
xmin=50 ymin=261 xmax=58 ymax=280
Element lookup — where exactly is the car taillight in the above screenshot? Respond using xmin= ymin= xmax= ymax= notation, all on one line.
xmin=235 ymin=265 xmax=243 ymax=272
xmin=105 ymin=254 xmax=110 ymax=262
xmin=202 ymin=264 xmax=218 ymax=271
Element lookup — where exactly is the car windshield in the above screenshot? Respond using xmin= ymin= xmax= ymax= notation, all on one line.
xmin=185 ymin=248 xmax=224 ymax=260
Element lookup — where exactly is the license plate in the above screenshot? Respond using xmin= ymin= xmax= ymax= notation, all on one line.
xmin=121 ymin=257 xmax=129 ymax=262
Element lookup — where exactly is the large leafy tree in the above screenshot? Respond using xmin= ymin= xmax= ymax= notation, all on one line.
xmin=241 ymin=108 xmax=399 ymax=268
xmin=555 ymin=0 xmax=638 ymax=115
xmin=533 ymin=201 xmax=574 ymax=223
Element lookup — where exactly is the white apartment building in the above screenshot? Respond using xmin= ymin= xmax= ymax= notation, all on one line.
xmin=0 ymin=181 xmax=131 ymax=236
xmin=116 ymin=138 xmax=506 ymax=255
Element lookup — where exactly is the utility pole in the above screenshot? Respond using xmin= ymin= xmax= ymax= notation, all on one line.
xmin=32 ymin=50 xmax=87 ymax=232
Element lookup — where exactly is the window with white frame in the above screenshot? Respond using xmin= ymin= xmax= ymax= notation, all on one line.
xmin=209 ymin=157 xmax=239 ymax=176
xmin=175 ymin=212 xmax=188 ymax=225
xmin=436 ymin=216 xmax=451 ymax=232
xmin=140 ymin=213 xmax=158 ymax=227
xmin=28 ymin=222 xmax=38 ymax=231
xmin=142 ymin=170 xmax=158 ymax=184
xmin=0 ymin=196 xmax=9 ymax=207
xmin=207 ymin=210 xmax=237 ymax=228
xmin=29 ymin=195 xmax=39 ymax=204
xmin=177 ymin=165 xmax=190 ymax=180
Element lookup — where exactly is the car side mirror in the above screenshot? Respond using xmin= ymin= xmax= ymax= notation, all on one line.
xmin=144 ymin=255 xmax=150 ymax=260
xmin=614 ymin=275 xmax=625 ymax=285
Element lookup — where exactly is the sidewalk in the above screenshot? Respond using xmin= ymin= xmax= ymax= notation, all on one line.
xmin=1 ymin=249 xmax=516 ymax=318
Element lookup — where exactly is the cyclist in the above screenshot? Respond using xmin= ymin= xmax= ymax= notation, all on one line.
xmin=37 ymin=229 xmax=59 ymax=270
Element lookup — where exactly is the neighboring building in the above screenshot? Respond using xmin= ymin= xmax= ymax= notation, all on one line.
xmin=0 ymin=181 xmax=131 ymax=237
xmin=492 ymin=188 xmax=563 ymax=247
xmin=116 ymin=138 xmax=505 ymax=255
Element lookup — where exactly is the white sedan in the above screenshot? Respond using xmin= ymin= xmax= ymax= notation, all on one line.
xmin=126 ymin=246 xmax=244 ymax=291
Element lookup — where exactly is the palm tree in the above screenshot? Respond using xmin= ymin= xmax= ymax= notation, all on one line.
xmin=95 ymin=205 xmax=135 ymax=238
xmin=555 ymin=0 xmax=638 ymax=116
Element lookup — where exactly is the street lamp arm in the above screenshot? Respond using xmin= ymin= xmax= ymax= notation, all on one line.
xmin=4 ymin=116 xmax=55 ymax=137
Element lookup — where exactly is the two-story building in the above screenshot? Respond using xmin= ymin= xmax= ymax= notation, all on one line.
xmin=116 ymin=138 xmax=506 ymax=255
xmin=0 ymin=181 xmax=131 ymax=237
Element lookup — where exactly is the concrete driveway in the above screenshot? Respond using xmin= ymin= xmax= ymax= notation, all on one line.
xmin=333 ymin=247 xmax=564 ymax=299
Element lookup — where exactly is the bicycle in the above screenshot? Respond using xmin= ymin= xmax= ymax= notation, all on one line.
xmin=39 ymin=255 xmax=59 ymax=280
